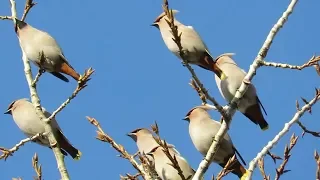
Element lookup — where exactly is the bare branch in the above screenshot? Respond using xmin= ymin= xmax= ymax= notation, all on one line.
xmin=297 ymin=121 xmax=320 ymax=137
xmin=262 ymin=55 xmax=320 ymax=71
xmin=120 ymin=173 xmax=140 ymax=180
xmin=161 ymin=0 xmax=226 ymax=118
xmin=31 ymin=69 xmax=44 ymax=87
xmin=314 ymin=151 xmax=320 ymax=180
xmin=21 ymin=0 xmax=37 ymax=21
xmin=216 ymin=155 xmax=237 ymax=180
xmin=267 ymin=151 xmax=282 ymax=164
xmin=32 ymin=153 xmax=42 ymax=180
xmin=242 ymin=0 xmax=300 ymax=178
xmin=7 ymin=0 xmax=70 ymax=179
xmin=47 ymin=68 xmax=94 ymax=122
xmin=258 ymin=158 xmax=270 ymax=180
xmin=153 ymin=132 xmax=189 ymax=180
xmin=86 ymin=116 xmax=152 ymax=180
xmin=0 ymin=16 xmax=13 ymax=20
xmin=274 ymin=134 xmax=299 ymax=180
xmin=161 ymin=0 xmax=235 ymax=178
xmin=0 ymin=133 xmax=43 ymax=160
xmin=12 ymin=178 xmax=22 ymax=180
xmin=247 ymin=88 xmax=320 ymax=179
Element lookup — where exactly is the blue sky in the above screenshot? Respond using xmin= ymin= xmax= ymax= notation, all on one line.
xmin=0 ymin=0 xmax=319 ymax=179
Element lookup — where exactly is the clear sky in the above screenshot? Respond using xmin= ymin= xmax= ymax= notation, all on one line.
xmin=0 ymin=0 xmax=319 ymax=179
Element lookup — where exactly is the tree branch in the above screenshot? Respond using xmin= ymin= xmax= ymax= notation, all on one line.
xmin=274 ymin=134 xmax=298 ymax=180
xmin=215 ymin=155 xmax=237 ymax=180
xmin=314 ymin=151 xmax=320 ymax=180
xmin=8 ymin=0 xmax=70 ymax=179
xmin=296 ymin=121 xmax=320 ymax=137
xmin=0 ymin=133 xmax=43 ymax=160
xmin=258 ymin=158 xmax=270 ymax=180
xmin=246 ymin=88 xmax=320 ymax=179
xmin=161 ymin=0 xmax=226 ymax=118
xmin=32 ymin=153 xmax=43 ymax=180
xmin=21 ymin=0 xmax=36 ymax=21
xmin=152 ymin=123 xmax=190 ymax=180
xmin=194 ymin=0 xmax=299 ymax=178
xmin=262 ymin=55 xmax=320 ymax=71
xmin=86 ymin=117 xmax=152 ymax=180
xmin=47 ymin=68 xmax=94 ymax=122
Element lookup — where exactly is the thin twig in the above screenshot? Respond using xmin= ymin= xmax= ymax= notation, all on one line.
xmin=120 ymin=173 xmax=140 ymax=180
xmin=216 ymin=155 xmax=237 ymax=180
xmin=31 ymin=70 xmax=43 ymax=87
xmin=258 ymin=158 xmax=270 ymax=180
xmin=47 ymin=68 xmax=94 ymax=122
xmin=32 ymin=153 xmax=42 ymax=180
xmin=0 ymin=133 xmax=43 ymax=160
xmin=12 ymin=178 xmax=22 ymax=180
xmin=274 ymin=134 xmax=299 ymax=180
xmin=86 ymin=116 xmax=152 ymax=180
xmin=247 ymin=88 xmax=320 ymax=179
xmin=161 ymin=1 xmax=234 ymax=178
xmin=262 ymin=56 xmax=320 ymax=70
xmin=296 ymin=121 xmax=320 ymax=137
xmin=21 ymin=0 xmax=36 ymax=21
xmin=0 ymin=16 xmax=13 ymax=20
xmin=314 ymin=151 xmax=320 ymax=180
xmin=267 ymin=151 xmax=282 ymax=164
xmin=153 ymin=132 xmax=188 ymax=180
xmin=8 ymin=0 xmax=70 ymax=179
xmin=162 ymin=0 xmax=226 ymax=118
xmin=242 ymin=0 xmax=300 ymax=178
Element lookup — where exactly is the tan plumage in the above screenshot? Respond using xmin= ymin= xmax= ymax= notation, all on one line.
xmin=214 ymin=53 xmax=269 ymax=130
xmin=184 ymin=106 xmax=248 ymax=179
xmin=15 ymin=19 xmax=80 ymax=82
xmin=127 ymin=128 xmax=180 ymax=155
xmin=147 ymin=146 xmax=195 ymax=180
xmin=5 ymin=98 xmax=81 ymax=160
xmin=152 ymin=10 xmax=225 ymax=78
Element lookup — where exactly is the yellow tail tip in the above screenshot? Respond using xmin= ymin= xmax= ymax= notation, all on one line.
xmin=262 ymin=125 xmax=269 ymax=131
xmin=240 ymin=170 xmax=249 ymax=180
xmin=220 ymin=72 xmax=227 ymax=80
xmin=73 ymin=150 xmax=82 ymax=160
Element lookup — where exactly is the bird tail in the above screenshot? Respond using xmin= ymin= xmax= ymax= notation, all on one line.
xmin=243 ymin=103 xmax=269 ymax=131
xmin=56 ymin=130 xmax=82 ymax=160
xmin=59 ymin=62 xmax=80 ymax=81
xmin=50 ymin=72 xmax=69 ymax=82
xmin=200 ymin=50 xmax=227 ymax=80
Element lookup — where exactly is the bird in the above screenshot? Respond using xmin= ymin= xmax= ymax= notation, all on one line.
xmin=147 ymin=145 xmax=196 ymax=180
xmin=127 ymin=128 xmax=180 ymax=156
xmin=14 ymin=18 xmax=80 ymax=82
xmin=151 ymin=10 xmax=226 ymax=79
xmin=214 ymin=53 xmax=268 ymax=130
xmin=184 ymin=105 xmax=248 ymax=179
xmin=4 ymin=98 xmax=81 ymax=160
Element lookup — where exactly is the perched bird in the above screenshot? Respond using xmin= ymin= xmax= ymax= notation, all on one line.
xmin=147 ymin=146 xmax=195 ymax=180
xmin=152 ymin=10 xmax=226 ymax=79
xmin=184 ymin=106 xmax=248 ymax=179
xmin=14 ymin=18 xmax=80 ymax=82
xmin=5 ymin=98 xmax=81 ymax=160
xmin=214 ymin=53 xmax=268 ymax=130
xmin=127 ymin=128 xmax=180 ymax=155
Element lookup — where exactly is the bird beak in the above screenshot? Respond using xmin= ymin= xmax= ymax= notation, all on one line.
xmin=151 ymin=23 xmax=159 ymax=28
xmin=126 ymin=133 xmax=133 ymax=137
xmin=4 ymin=109 xmax=11 ymax=115
xmin=182 ymin=116 xmax=189 ymax=121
